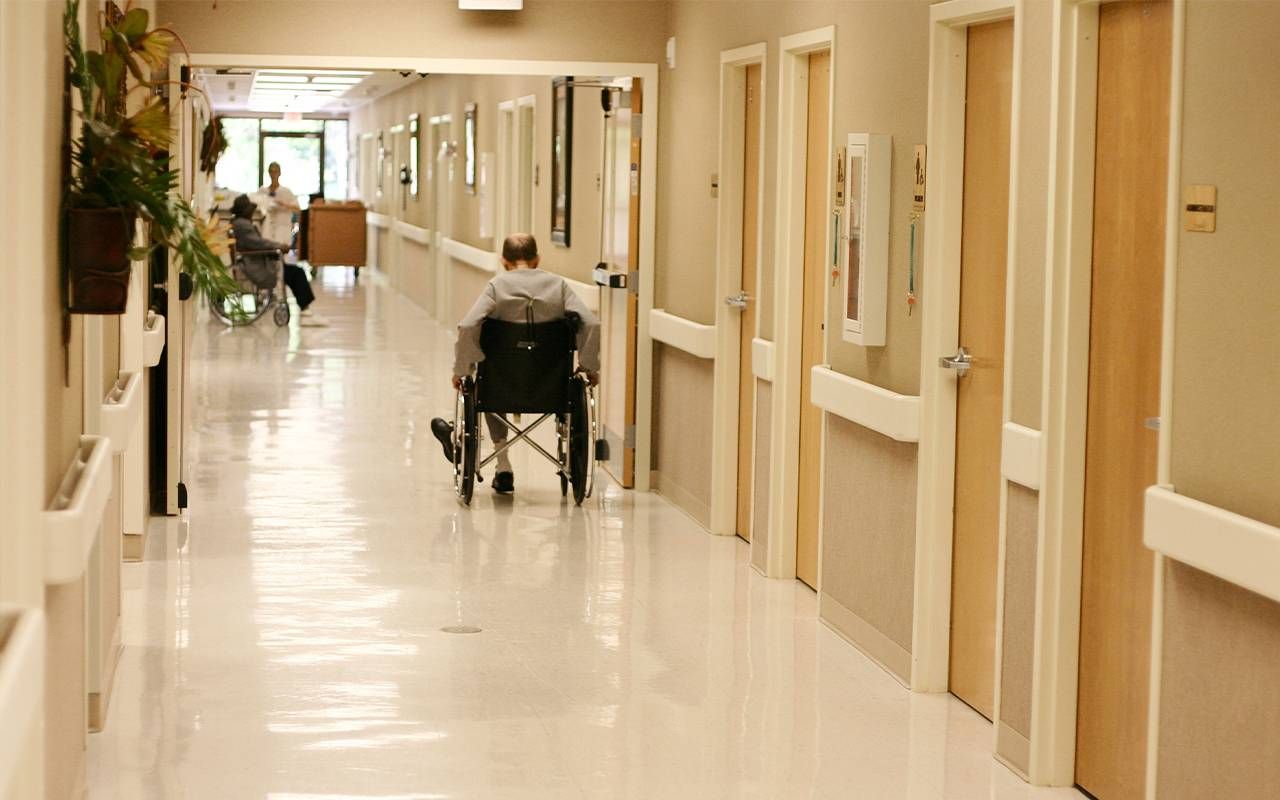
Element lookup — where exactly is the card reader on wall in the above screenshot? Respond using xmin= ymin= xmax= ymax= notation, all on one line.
xmin=593 ymin=264 xmax=627 ymax=289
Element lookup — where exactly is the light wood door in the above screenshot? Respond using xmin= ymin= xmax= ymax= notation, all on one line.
xmin=948 ymin=18 xmax=1014 ymax=720
xmin=599 ymin=80 xmax=641 ymax=487
xmin=735 ymin=64 xmax=762 ymax=542
xmin=1075 ymin=3 xmax=1171 ymax=797
xmin=796 ymin=50 xmax=831 ymax=589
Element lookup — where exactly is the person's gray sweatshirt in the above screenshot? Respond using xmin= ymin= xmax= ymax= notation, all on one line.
xmin=453 ymin=268 xmax=601 ymax=377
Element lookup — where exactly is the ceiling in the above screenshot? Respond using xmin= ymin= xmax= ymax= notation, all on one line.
xmin=195 ymin=68 xmax=420 ymax=115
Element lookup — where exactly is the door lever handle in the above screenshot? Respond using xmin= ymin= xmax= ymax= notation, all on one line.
xmin=724 ymin=292 xmax=751 ymax=309
xmin=938 ymin=346 xmax=972 ymax=377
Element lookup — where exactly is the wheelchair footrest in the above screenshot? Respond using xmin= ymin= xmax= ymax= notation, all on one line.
xmin=595 ymin=439 xmax=609 ymax=462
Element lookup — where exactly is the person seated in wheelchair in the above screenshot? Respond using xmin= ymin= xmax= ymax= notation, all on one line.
xmin=431 ymin=233 xmax=600 ymax=495
xmin=229 ymin=194 xmax=327 ymax=327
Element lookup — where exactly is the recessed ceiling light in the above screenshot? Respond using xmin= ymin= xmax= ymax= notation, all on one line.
xmin=310 ymin=76 xmax=362 ymax=85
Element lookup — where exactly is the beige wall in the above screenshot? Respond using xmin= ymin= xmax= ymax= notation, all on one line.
xmin=351 ymin=71 xmax=604 ymax=286
xmin=1169 ymin=0 xmax=1280 ymax=528
xmin=1156 ymin=3 xmax=1280 ymax=794
xmin=660 ymin=0 xmax=930 ymax=395
xmin=157 ymin=0 xmax=669 ymax=64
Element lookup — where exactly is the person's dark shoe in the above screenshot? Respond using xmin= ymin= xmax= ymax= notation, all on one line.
xmin=430 ymin=418 xmax=454 ymax=464
xmin=492 ymin=471 xmax=514 ymax=494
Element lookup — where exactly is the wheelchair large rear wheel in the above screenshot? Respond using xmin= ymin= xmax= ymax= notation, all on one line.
xmin=567 ymin=377 xmax=590 ymax=506
xmin=454 ymin=379 xmax=478 ymax=505
xmin=557 ymin=414 xmax=569 ymax=498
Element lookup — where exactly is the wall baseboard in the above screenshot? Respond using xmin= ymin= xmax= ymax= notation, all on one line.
xmin=649 ymin=309 xmax=716 ymax=359
xmin=1145 ymin=486 xmax=1280 ymax=605
xmin=809 ymin=366 xmax=920 ymax=443
xmin=820 ymin=592 xmax=912 ymax=686
xmin=995 ymin=721 xmax=1031 ymax=779
xmin=651 ymin=470 xmax=712 ymax=529
xmin=1001 ymin=422 xmax=1042 ymax=490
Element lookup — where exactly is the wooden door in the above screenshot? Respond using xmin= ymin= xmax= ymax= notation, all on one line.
xmin=795 ymin=50 xmax=831 ymax=589
xmin=735 ymin=64 xmax=762 ymax=542
xmin=599 ymin=80 xmax=641 ymax=488
xmin=1075 ymin=3 xmax=1171 ymax=796
xmin=948 ymin=18 xmax=1014 ymax=720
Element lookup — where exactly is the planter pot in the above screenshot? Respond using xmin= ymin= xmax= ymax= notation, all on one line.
xmin=67 ymin=207 xmax=136 ymax=314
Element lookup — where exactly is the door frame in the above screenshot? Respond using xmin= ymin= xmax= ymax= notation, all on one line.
xmin=192 ymin=53 xmax=659 ymax=492
xmin=763 ymin=27 xmax=836 ymax=582
xmin=1030 ymin=0 xmax=1186 ymax=787
xmin=914 ymin=0 xmax=1018 ymax=693
xmin=429 ymin=113 xmax=454 ymax=324
xmin=709 ymin=42 xmax=767 ymax=537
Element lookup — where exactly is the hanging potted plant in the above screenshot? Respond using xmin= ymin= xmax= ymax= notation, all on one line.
xmin=63 ymin=0 xmax=239 ymax=315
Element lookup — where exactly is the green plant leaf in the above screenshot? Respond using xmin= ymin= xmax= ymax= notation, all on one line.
xmin=119 ymin=7 xmax=148 ymax=40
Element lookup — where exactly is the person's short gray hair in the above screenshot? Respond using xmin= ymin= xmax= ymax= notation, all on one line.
xmin=502 ymin=233 xmax=539 ymax=264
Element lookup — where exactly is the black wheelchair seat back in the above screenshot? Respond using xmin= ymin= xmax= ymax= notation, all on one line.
xmin=477 ymin=312 xmax=579 ymax=414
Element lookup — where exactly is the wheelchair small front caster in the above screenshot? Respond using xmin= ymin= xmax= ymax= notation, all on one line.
xmin=273 ymin=303 xmax=290 ymax=327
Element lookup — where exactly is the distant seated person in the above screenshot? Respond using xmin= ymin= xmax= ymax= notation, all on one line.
xmin=229 ymin=194 xmax=327 ymax=327
xmin=431 ymin=233 xmax=600 ymax=495
xmin=259 ymin=161 xmax=300 ymax=248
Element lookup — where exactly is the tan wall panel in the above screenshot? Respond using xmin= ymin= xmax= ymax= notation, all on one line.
xmin=45 ymin=580 xmax=87 ymax=800
xmin=450 ymin=260 xmax=494 ymax=330
xmin=651 ymin=344 xmax=714 ymax=526
xmin=750 ymin=379 xmax=771 ymax=573
xmin=819 ymin=415 xmax=917 ymax=654
xmin=999 ymin=484 xmax=1038 ymax=742
xmin=1008 ymin=1 xmax=1052 ymax=429
xmin=399 ymin=237 xmax=434 ymax=313
xmin=1170 ymin=0 xmax=1280 ymax=527
xmin=1157 ymin=560 xmax=1280 ymax=798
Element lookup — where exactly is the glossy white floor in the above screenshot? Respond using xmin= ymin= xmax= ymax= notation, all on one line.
xmin=87 ymin=270 xmax=1082 ymax=799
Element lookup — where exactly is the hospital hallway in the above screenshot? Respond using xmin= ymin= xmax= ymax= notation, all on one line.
xmin=81 ymin=273 xmax=1079 ymax=800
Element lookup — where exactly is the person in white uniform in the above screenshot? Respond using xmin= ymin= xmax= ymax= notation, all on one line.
xmin=431 ymin=233 xmax=600 ymax=495
xmin=259 ymin=161 xmax=300 ymax=248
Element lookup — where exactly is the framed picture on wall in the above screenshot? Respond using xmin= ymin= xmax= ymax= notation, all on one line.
xmin=464 ymin=103 xmax=477 ymax=195
xmin=551 ymin=76 xmax=573 ymax=246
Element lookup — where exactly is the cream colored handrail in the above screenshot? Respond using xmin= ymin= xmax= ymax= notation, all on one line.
xmin=43 ymin=435 xmax=112 ymax=585
xmin=100 ymin=371 xmax=142 ymax=454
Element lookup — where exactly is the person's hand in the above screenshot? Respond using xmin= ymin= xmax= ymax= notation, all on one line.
xmin=452 ymin=375 xmax=464 ymax=391
xmin=582 ymin=370 xmax=600 ymax=387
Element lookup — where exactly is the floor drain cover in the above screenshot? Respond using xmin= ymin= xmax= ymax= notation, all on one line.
xmin=441 ymin=625 xmax=482 ymax=635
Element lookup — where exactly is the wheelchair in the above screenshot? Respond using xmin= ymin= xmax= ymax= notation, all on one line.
xmin=452 ymin=314 xmax=604 ymax=506
xmin=209 ymin=248 xmax=291 ymax=327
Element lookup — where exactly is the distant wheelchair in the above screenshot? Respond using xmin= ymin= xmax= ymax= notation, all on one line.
xmin=209 ymin=248 xmax=291 ymax=327
xmin=452 ymin=314 xmax=605 ymax=506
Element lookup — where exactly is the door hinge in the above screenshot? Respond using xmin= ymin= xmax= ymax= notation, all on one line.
xmin=177 ymin=481 xmax=188 ymax=510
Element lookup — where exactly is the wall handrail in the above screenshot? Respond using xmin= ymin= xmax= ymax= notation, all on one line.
xmin=442 ymin=237 xmax=500 ymax=273
xmin=809 ymin=366 xmax=920 ymax=443
xmin=365 ymin=211 xmax=393 ymax=229
xmin=143 ymin=310 xmax=165 ymax=367
xmin=393 ymin=219 xmax=433 ymax=245
xmin=43 ymin=435 xmax=112 ymax=585
xmin=752 ymin=338 xmax=775 ymax=381
xmin=649 ymin=308 xmax=716 ymax=359
xmin=100 ymin=371 xmax=142 ymax=454
xmin=1145 ymin=486 xmax=1280 ymax=605
xmin=0 ymin=606 xmax=43 ymax=790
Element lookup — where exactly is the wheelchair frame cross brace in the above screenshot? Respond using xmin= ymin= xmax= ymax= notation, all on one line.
xmin=479 ymin=413 xmax=564 ymax=475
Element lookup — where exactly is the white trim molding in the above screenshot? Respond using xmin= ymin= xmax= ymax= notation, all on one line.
xmin=366 ymin=211 xmax=393 ymax=229
xmin=766 ymin=24 xmax=837 ymax=580
xmin=752 ymin=338 xmax=775 ymax=381
xmin=43 ymin=436 xmax=112 ymax=585
xmin=0 ymin=606 xmax=43 ymax=792
xmin=142 ymin=310 xmax=165 ymax=368
xmin=1001 ymin=422 xmax=1042 ymax=490
xmin=99 ymin=371 xmax=142 ymax=455
xmin=1145 ymin=487 xmax=1280 ymax=606
xmin=810 ymin=367 xmax=920 ymax=443
xmin=443 ymin=237 xmax=500 ymax=273
xmin=649 ymin=309 xmax=716 ymax=360
xmin=394 ymin=219 xmax=433 ymax=245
